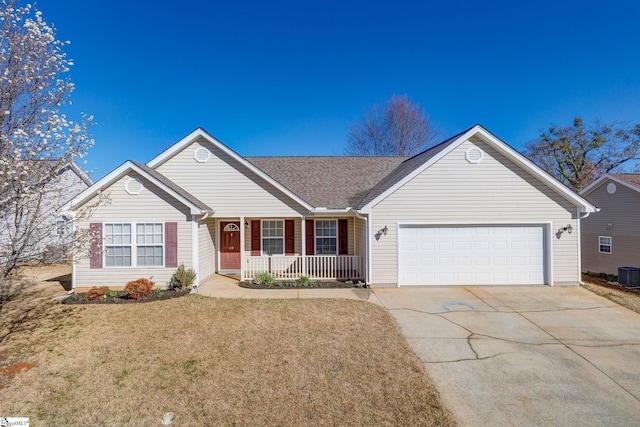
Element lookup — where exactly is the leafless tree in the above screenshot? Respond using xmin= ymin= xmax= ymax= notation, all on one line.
xmin=525 ymin=117 xmax=640 ymax=192
xmin=345 ymin=95 xmax=439 ymax=156
xmin=0 ymin=0 xmax=96 ymax=295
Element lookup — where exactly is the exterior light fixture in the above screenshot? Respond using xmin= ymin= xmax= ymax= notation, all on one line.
xmin=244 ymin=221 xmax=249 ymax=229
xmin=381 ymin=225 xmax=388 ymax=235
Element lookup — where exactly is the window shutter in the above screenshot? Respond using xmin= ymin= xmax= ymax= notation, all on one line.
xmin=305 ymin=220 xmax=315 ymax=255
xmin=285 ymin=219 xmax=295 ymax=255
xmin=251 ymin=220 xmax=261 ymax=256
xmin=338 ymin=219 xmax=348 ymax=255
xmin=165 ymin=222 xmax=178 ymax=268
xmin=89 ymin=223 xmax=102 ymax=269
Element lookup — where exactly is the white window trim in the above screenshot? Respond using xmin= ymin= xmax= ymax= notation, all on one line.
xmin=314 ymin=219 xmax=338 ymax=256
xmin=104 ymin=221 xmax=166 ymax=268
xmin=261 ymin=219 xmax=285 ymax=256
xmin=598 ymin=236 xmax=612 ymax=254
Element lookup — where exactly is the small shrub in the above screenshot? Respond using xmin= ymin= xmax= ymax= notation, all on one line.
xmin=87 ymin=286 xmax=110 ymax=301
xmin=124 ymin=278 xmax=154 ymax=300
xmin=154 ymin=287 xmax=164 ymax=298
xmin=171 ymin=263 xmax=197 ymax=290
xmin=253 ymin=272 xmax=276 ymax=286
xmin=108 ymin=290 xmax=118 ymax=297
xmin=297 ymin=276 xmax=311 ymax=287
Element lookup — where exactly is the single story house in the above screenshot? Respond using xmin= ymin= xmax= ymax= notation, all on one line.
xmin=68 ymin=125 xmax=596 ymax=291
xmin=579 ymin=173 xmax=640 ymax=275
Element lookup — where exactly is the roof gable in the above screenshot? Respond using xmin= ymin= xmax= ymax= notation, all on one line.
xmin=147 ymin=128 xmax=314 ymax=211
xmin=69 ymin=161 xmax=212 ymax=215
xmin=580 ymin=173 xmax=640 ymax=196
xmin=358 ymin=125 xmax=597 ymax=213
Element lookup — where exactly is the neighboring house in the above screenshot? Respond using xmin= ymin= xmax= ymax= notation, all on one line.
xmin=68 ymin=125 xmax=595 ymax=291
xmin=0 ymin=161 xmax=92 ymax=264
xmin=580 ymin=173 xmax=640 ymax=275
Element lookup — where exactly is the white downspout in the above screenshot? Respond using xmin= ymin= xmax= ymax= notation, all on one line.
xmin=240 ymin=216 xmax=245 ymax=282
xmin=191 ymin=215 xmax=199 ymax=291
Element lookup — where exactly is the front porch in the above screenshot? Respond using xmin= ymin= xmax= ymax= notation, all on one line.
xmin=243 ymin=255 xmax=364 ymax=281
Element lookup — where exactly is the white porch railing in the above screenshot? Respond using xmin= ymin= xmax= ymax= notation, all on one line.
xmin=243 ymin=255 xmax=364 ymax=281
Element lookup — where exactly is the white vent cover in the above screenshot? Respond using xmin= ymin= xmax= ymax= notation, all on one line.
xmin=125 ymin=177 xmax=144 ymax=195
xmin=465 ymin=147 xmax=483 ymax=164
xmin=607 ymin=183 xmax=617 ymax=194
xmin=193 ymin=147 xmax=211 ymax=163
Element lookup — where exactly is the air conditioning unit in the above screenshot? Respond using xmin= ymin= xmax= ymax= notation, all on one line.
xmin=618 ymin=267 xmax=640 ymax=288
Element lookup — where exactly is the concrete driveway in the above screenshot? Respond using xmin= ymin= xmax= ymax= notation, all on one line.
xmin=373 ymin=286 xmax=640 ymax=427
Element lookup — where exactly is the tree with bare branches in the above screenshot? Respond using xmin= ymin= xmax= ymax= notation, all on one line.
xmin=524 ymin=117 xmax=640 ymax=192
xmin=0 ymin=0 xmax=95 ymax=294
xmin=345 ymin=95 xmax=439 ymax=156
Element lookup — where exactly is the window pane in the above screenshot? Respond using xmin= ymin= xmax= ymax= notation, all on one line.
xmin=316 ymin=237 xmax=337 ymax=255
xmin=262 ymin=220 xmax=283 ymax=237
xmin=137 ymin=246 xmax=163 ymax=266
xmin=316 ymin=220 xmax=336 ymax=237
xmin=263 ymin=239 xmax=283 ymax=256
xmin=105 ymin=246 xmax=131 ymax=267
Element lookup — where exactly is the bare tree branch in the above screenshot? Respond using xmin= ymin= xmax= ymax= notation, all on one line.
xmin=345 ymin=95 xmax=439 ymax=156
xmin=524 ymin=117 xmax=640 ymax=192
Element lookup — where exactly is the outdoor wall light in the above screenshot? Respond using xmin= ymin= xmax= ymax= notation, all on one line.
xmin=563 ymin=224 xmax=573 ymax=234
xmin=381 ymin=225 xmax=388 ymax=235
xmin=244 ymin=221 xmax=249 ymax=229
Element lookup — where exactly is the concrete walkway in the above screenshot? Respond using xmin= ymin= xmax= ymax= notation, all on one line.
xmin=196 ymin=274 xmax=382 ymax=305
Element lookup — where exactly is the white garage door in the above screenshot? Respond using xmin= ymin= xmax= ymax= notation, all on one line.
xmin=398 ymin=225 xmax=546 ymax=286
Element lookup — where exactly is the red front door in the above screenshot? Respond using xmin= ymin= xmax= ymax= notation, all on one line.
xmin=220 ymin=222 xmax=241 ymax=270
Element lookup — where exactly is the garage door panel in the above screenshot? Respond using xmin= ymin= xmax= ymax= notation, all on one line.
xmin=399 ymin=225 xmax=545 ymax=286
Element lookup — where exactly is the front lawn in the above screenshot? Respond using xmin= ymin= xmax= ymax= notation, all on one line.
xmin=0 ymin=266 xmax=455 ymax=426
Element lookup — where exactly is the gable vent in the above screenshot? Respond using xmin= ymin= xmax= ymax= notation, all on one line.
xmin=193 ymin=147 xmax=211 ymax=163
xmin=607 ymin=183 xmax=617 ymax=194
xmin=465 ymin=147 xmax=483 ymax=164
xmin=125 ymin=177 xmax=144 ymax=195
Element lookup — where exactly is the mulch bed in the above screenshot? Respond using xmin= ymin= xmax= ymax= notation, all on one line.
xmin=581 ymin=274 xmax=640 ymax=295
xmin=62 ymin=289 xmax=190 ymax=305
xmin=239 ymin=281 xmax=367 ymax=289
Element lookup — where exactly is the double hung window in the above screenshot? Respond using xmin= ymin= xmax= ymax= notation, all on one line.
xmin=104 ymin=222 xmax=164 ymax=267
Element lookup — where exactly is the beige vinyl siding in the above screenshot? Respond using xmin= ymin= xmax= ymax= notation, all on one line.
xmin=198 ymin=219 xmax=216 ymax=282
xmin=581 ymin=181 xmax=640 ymax=274
xmin=354 ymin=216 xmax=367 ymax=258
xmin=370 ymin=137 xmax=579 ymax=286
xmin=156 ymin=140 xmax=307 ymax=217
xmin=75 ymin=172 xmax=193 ymax=290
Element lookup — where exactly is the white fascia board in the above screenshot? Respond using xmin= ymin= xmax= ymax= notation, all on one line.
xmin=69 ymin=161 xmax=205 ymax=215
xmin=146 ymin=128 xmax=314 ymax=211
xmin=471 ymin=127 xmax=597 ymax=213
xmin=580 ymin=174 xmax=640 ymax=196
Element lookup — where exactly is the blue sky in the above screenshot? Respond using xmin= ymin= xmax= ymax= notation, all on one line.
xmin=43 ymin=0 xmax=640 ymax=180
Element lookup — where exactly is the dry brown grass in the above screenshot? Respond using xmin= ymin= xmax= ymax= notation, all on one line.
xmin=0 ymin=267 xmax=455 ymax=426
xmin=582 ymin=276 xmax=640 ymax=315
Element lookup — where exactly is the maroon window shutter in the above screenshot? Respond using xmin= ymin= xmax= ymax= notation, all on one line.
xmin=251 ymin=220 xmax=261 ymax=256
xmin=165 ymin=222 xmax=178 ymax=268
xmin=305 ymin=220 xmax=315 ymax=255
xmin=285 ymin=219 xmax=295 ymax=255
xmin=338 ymin=219 xmax=348 ymax=255
xmin=89 ymin=223 xmax=102 ymax=269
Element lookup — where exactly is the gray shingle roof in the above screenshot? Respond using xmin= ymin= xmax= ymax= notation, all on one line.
xmin=355 ymin=127 xmax=472 ymax=208
xmin=246 ymin=156 xmax=408 ymax=209
xmin=131 ymin=161 xmax=213 ymax=212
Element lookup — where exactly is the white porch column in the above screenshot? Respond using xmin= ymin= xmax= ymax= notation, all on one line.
xmin=192 ymin=215 xmax=199 ymax=285
xmin=240 ymin=216 xmax=245 ymax=281
xmin=301 ymin=216 xmax=307 ymax=276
